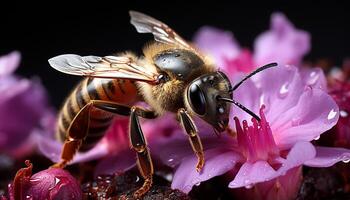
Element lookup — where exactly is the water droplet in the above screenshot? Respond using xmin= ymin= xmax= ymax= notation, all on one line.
xmin=245 ymin=184 xmax=253 ymax=189
xmin=341 ymin=155 xmax=350 ymax=163
xmin=340 ymin=110 xmax=348 ymax=118
xmin=195 ymin=182 xmax=201 ymax=186
xmin=307 ymin=71 xmax=320 ymax=86
xmin=314 ymin=135 xmax=320 ymax=140
xmin=167 ymin=158 xmax=176 ymax=167
xmin=26 ymin=195 xmax=32 ymax=199
xmin=135 ymin=175 xmax=140 ymax=183
xmin=164 ymin=174 xmax=173 ymax=182
xmin=244 ymin=179 xmax=250 ymax=184
xmin=55 ymin=177 xmax=60 ymax=185
xmin=327 ymin=109 xmax=337 ymax=120
xmin=278 ymin=83 xmax=289 ymax=98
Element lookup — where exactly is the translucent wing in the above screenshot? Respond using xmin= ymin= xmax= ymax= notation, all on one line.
xmin=48 ymin=54 xmax=158 ymax=83
xmin=129 ymin=10 xmax=194 ymax=50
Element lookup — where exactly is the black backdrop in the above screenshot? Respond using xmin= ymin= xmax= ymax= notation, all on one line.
xmin=1 ymin=2 xmax=349 ymax=108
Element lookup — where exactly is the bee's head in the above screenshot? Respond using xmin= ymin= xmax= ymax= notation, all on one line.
xmin=185 ymin=63 xmax=277 ymax=134
xmin=185 ymin=71 xmax=233 ymax=133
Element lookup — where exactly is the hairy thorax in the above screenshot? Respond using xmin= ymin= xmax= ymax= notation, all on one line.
xmin=137 ymin=80 xmax=186 ymax=115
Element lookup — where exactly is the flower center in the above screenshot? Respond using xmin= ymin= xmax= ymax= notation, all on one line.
xmin=234 ymin=105 xmax=279 ymax=162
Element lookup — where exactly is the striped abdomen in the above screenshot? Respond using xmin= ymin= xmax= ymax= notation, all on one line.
xmin=56 ymin=77 xmax=139 ymax=151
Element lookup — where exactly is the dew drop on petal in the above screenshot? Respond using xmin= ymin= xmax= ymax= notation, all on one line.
xmin=340 ymin=110 xmax=348 ymax=118
xmin=245 ymin=184 xmax=253 ymax=189
xmin=135 ymin=175 xmax=140 ymax=183
xmin=195 ymin=182 xmax=201 ymax=186
xmin=278 ymin=83 xmax=289 ymax=98
xmin=260 ymin=94 xmax=270 ymax=111
xmin=327 ymin=109 xmax=337 ymax=120
xmin=341 ymin=155 xmax=350 ymax=163
xmin=167 ymin=158 xmax=176 ymax=167
xmin=307 ymin=71 xmax=320 ymax=86
xmin=54 ymin=177 xmax=60 ymax=185
xmin=164 ymin=174 xmax=173 ymax=182
xmin=314 ymin=135 xmax=320 ymax=140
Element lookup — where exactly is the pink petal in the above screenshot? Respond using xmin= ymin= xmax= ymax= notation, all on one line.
xmin=230 ymin=76 xmax=261 ymax=125
xmin=273 ymin=88 xmax=339 ymax=148
xmin=254 ymin=13 xmax=310 ymax=66
xmin=145 ymin=113 xmax=234 ymax=168
xmin=94 ymin=149 xmax=136 ymax=176
xmin=172 ymin=147 xmax=242 ymax=193
xmin=0 ymin=51 xmax=21 ymax=76
xmin=278 ymin=141 xmax=316 ymax=170
xmin=229 ymin=141 xmax=315 ymax=188
xmin=38 ymin=118 xmax=130 ymax=165
xmin=193 ymin=26 xmax=241 ymax=69
xmin=300 ymin=67 xmax=327 ymax=90
xmin=229 ymin=161 xmax=277 ymax=188
xmin=38 ymin=135 xmax=109 ymax=164
xmin=231 ymin=65 xmax=303 ymax=125
xmin=304 ymin=146 xmax=350 ymax=167
xmin=0 ymin=78 xmax=50 ymax=152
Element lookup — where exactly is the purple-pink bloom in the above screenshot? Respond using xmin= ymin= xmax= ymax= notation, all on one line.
xmin=254 ymin=13 xmax=310 ymax=66
xmin=0 ymin=51 xmax=52 ymax=157
xmin=193 ymin=12 xmax=310 ymax=74
xmin=6 ymin=160 xmax=82 ymax=200
xmin=142 ymin=64 xmax=350 ymax=197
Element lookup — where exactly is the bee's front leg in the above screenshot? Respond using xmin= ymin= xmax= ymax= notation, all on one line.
xmin=177 ymin=108 xmax=205 ymax=172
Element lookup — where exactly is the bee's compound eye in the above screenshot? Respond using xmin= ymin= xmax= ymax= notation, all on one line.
xmin=188 ymin=84 xmax=206 ymax=115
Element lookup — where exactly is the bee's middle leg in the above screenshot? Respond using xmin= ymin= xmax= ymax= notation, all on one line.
xmin=92 ymin=100 xmax=157 ymax=198
xmin=177 ymin=108 xmax=205 ymax=172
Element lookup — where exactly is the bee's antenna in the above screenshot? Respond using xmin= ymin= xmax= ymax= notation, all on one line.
xmin=218 ymin=97 xmax=260 ymax=121
xmin=229 ymin=62 xmax=278 ymax=93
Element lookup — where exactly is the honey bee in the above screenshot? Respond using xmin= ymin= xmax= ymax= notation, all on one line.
xmin=48 ymin=11 xmax=276 ymax=198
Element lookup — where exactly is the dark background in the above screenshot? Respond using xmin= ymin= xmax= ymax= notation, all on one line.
xmin=1 ymin=2 xmax=349 ymax=108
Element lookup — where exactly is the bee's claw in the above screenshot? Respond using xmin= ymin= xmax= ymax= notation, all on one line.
xmin=196 ymin=152 xmax=205 ymax=172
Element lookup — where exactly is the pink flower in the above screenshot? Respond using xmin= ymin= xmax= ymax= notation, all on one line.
xmin=142 ymin=64 xmax=350 ymax=198
xmin=194 ymin=13 xmax=310 ymax=73
xmin=0 ymin=51 xmax=53 ymax=157
xmin=5 ymin=160 xmax=82 ymax=200
xmin=254 ymin=13 xmax=310 ymax=66
xmin=231 ymin=167 xmax=302 ymax=200
xmin=38 ymin=117 xmax=136 ymax=175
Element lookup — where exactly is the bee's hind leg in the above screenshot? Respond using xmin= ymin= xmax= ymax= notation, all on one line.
xmin=178 ymin=108 xmax=205 ymax=172
xmin=52 ymin=102 xmax=93 ymax=168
